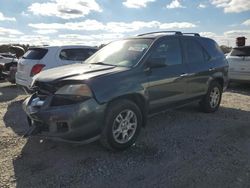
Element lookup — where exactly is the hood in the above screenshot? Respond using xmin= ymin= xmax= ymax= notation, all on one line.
xmin=33 ymin=63 xmax=128 ymax=84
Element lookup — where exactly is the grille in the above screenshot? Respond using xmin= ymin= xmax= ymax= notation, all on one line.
xmin=51 ymin=95 xmax=88 ymax=106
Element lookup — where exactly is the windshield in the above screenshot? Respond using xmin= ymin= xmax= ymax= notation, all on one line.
xmin=85 ymin=39 xmax=153 ymax=67
xmin=230 ymin=47 xmax=250 ymax=57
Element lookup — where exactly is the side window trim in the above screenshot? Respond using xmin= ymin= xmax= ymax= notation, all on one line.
xmin=196 ymin=39 xmax=212 ymax=62
xmin=179 ymin=36 xmax=186 ymax=65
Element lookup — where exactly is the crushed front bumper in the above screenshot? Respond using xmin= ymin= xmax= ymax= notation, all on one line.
xmin=23 ymin=94 xmax=107 ymax=143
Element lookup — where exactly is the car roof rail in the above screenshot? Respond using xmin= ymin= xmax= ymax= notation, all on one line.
xmin=183 ymin=33 xmax=200 ymax=37
xmin=137 ymin=31 xmax=183 ymax=36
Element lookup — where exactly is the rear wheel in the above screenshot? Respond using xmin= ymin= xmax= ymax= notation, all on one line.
xmin=200 ymin=81 xmax=222 ymax=113
xmin=100 ymin=99 xmax=142 ymax=151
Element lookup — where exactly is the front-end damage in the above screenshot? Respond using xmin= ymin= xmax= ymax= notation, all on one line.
xmin=23 ymin=81 xmax=107 ymax=143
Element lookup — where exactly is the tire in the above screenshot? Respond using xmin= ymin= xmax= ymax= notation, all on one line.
xmin=100 ymin=99 xmax=142 ymax=151
xmin=27 ymin=116 xmax=32 ymax=127
xmin=200 ymin=81 xmax=222 ymax=113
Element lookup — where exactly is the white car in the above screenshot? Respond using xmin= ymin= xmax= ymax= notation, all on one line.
xmin=16 ymin=45 xmax=98 ymax=90
xmin=227 ymin=46 xmax=250 ymax=82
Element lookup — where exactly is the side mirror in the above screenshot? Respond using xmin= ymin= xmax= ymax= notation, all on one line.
xmin=147 ymin=57 xmax=166 ymax=69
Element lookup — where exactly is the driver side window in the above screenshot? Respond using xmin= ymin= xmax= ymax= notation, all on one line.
xmin=149 ymin=38 xmax=182 ymax=66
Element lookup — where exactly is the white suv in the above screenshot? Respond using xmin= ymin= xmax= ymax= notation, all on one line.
xmin=16 ymin=45 xmax=98 ymax=90
xmin=227 ymin=46 xmax=250 ymax=82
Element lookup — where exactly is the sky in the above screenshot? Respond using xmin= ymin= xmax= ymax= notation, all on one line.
xmin=0 ymin=0 xmax=249 ymax=47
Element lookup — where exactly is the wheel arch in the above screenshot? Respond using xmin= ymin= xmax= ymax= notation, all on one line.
xmin=106 ymin=93 xmax=148 ymax=127
xmin=213 ymin=77 xmax=224 ymax=88
xmin=207 ymin=75 xmax=224 ymax=90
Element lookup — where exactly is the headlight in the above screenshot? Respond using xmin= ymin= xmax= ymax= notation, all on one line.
xmin=55 ymin=84 xmax=92 ymax=97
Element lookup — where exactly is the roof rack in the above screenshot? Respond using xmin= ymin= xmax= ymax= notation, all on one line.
xmin=183 ymin=33 xmax=200 ymax=37
xmin=137 ymin=31 xmax=183 ymax=36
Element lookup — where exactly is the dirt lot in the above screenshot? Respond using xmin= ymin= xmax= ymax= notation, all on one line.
xmin=0 ymin=81 xmax=250 ymax=188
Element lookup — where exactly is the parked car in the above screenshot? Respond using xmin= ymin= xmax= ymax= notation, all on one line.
xmin=23 ymin=31 xmax=228 ymax=151
xmin=16 ymin=45 xmax=98 ymax=91
xmin=0 ymin=46 xmax=25 ymax=83
xmin=226 ymin=46 xmax=250 ymax=82
xmin=0 ymin=53 xmax=17 ymax=80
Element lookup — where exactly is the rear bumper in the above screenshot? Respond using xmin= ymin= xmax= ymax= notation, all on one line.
xmin=23 ymin=94 xmax=107 ymax=142
xmin=15 ymin=72 xmax=32 ymax=88
xmin=229 ymin=71 xmax=250 ymax=82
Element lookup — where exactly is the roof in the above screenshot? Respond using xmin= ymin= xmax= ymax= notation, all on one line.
xmin=29 ymin=45 xmax=98 ymax=50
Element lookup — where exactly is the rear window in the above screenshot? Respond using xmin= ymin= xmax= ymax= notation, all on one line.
xmin=22 ymin=48 xmax=48 ymax=60
xmin=59 ymin=48 xmax=97 ymax=61
xmin=198 ymin=38 xmax=224 ymax=59
xmin=230 ymin=47 xmax=250 ymax=57
xmin=182 ymin=38 xmax=206 ymax=64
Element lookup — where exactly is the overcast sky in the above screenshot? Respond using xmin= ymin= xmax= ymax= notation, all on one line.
xmin=0 ymin=0 xmax=249 ymax=46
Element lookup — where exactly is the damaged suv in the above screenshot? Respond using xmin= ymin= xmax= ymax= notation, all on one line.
xmin=23 ymin=31 xmax=228 ymax=150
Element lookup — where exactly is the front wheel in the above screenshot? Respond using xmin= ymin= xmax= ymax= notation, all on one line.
xmin=100 ymin=99 xmax=142 ymax=151
xmin=200 ymin=81 xmax=222 ymax=113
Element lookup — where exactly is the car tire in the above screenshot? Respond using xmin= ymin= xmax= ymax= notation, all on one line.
xmin=100 ymin=99 xmax=142 ymax=151
xmin=200 ymin=81 xmax=222 ymax=113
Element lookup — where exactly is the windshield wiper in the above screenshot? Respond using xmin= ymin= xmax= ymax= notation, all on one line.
xmin=91 ymin=62 xmax=116 ymax=66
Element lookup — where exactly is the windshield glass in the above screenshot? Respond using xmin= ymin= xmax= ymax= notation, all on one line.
xmin=230 ymin=47 xmax=250 ymax=57
xmin=85 ymin=39 xmax=153 ymax=67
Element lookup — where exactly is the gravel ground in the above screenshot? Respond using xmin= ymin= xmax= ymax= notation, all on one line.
xmin=0 ymin=81 xmax=250 ymax=188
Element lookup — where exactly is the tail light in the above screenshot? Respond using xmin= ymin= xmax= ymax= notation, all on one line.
xmin=30 ymin=64 xmax=45 ymax=77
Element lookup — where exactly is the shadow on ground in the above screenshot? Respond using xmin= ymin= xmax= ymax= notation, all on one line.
xmin=3 ymin=99 xmax=28 ymax=135
xmin=227 ymin=82 xmax=250 ymax=96
xmin=11 ymin=104 xmax=250 ymax=188
xmin=0 ymin=82 xmax=25 ymax=102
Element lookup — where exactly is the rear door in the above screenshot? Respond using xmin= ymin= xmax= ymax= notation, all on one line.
xmin=146 ymin=37 xmax=189 ymax=111
xmin=16 ymin=48 xmax=48 ymax=82
xmin=58 ymin=48 xmax=97 ymax=65
xmin=181 ymin=37 xmax=211 ymax=98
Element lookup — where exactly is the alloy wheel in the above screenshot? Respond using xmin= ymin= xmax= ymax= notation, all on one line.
xmin=112 ymin=109 xmax=138 ymax=144
xmin=209 ymin=87 xmax=220 ymax=108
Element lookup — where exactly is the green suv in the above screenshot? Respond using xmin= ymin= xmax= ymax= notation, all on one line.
xmin=23 ymin=31 xmax=229 ymax=150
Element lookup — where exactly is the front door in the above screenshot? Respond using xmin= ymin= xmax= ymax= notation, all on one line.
xmin=145 ymin=37 xmax=189 ymax=112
